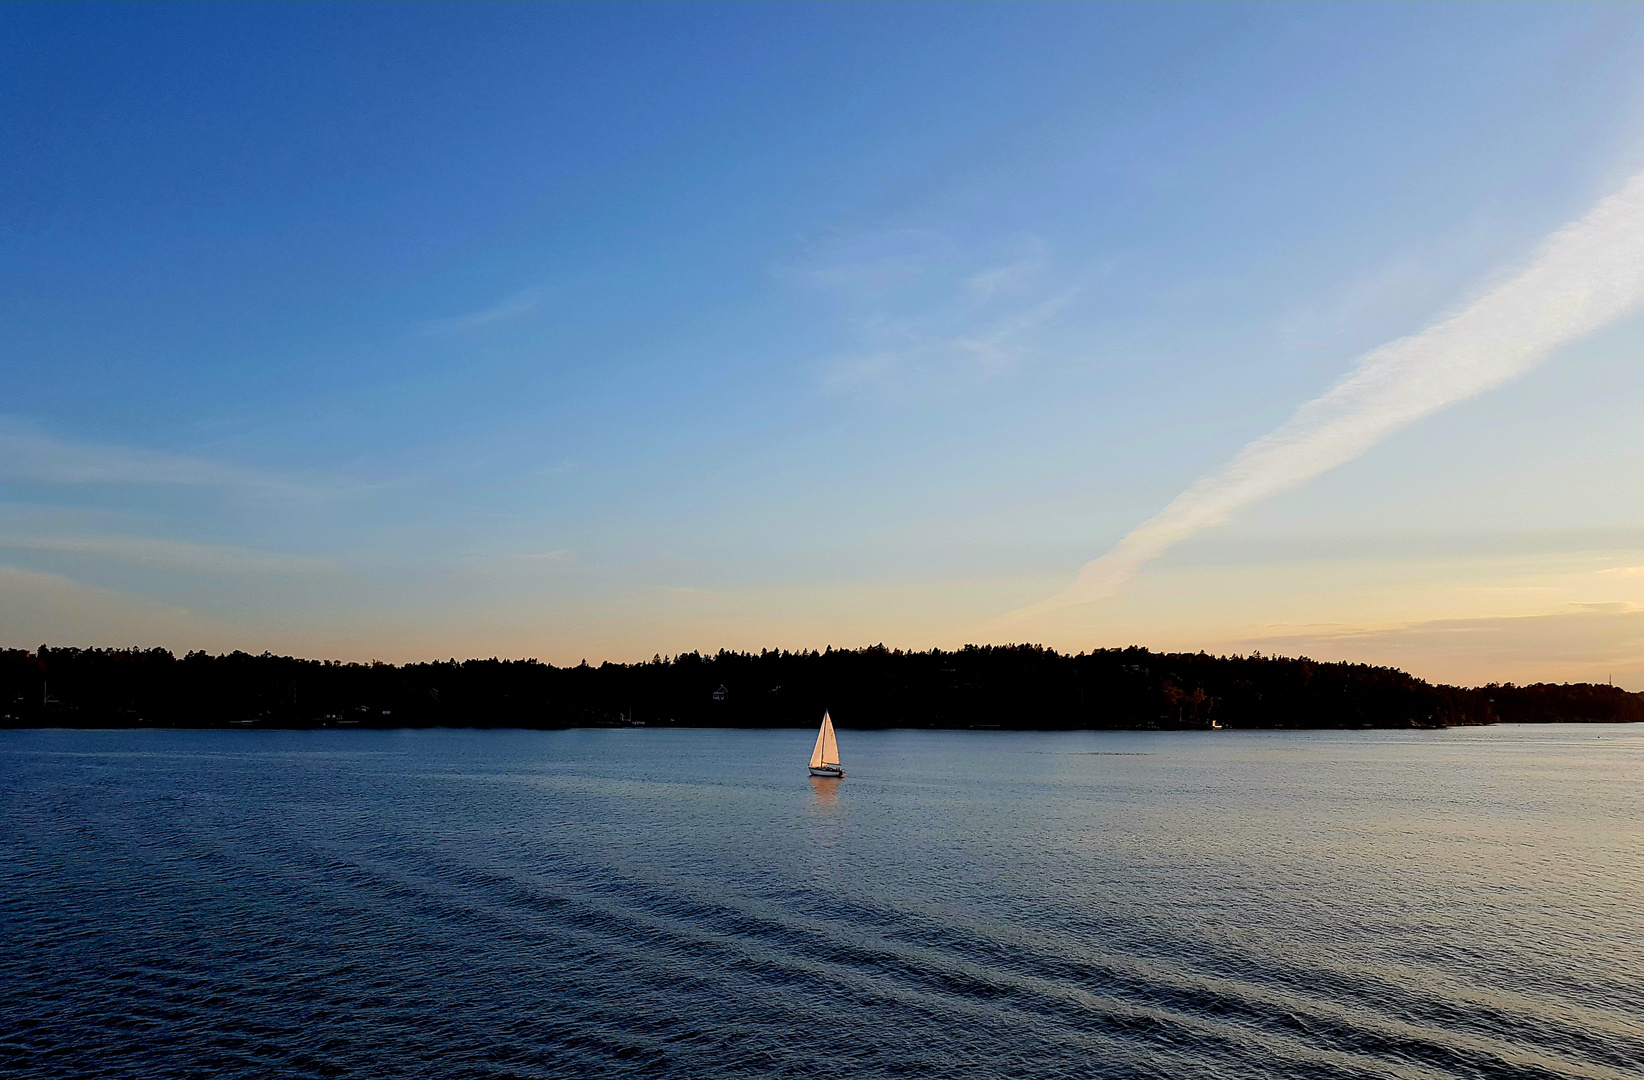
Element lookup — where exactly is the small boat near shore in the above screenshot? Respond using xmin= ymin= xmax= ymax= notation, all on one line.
xmin=808 ymin=710 xmax=844 ymax=777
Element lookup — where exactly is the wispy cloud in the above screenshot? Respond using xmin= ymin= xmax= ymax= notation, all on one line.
xmin=1598 ymin=564 xmax=1644 ymax=578
xmin=951 ymin=290 xmax=1077 ymax=377
xmin=0 ymin=535 xmax=329 ymax=576
xmin=0 ymin=420 xmax=329 ymax=497
xmin=793 ymin=229 xmax=953 ymax=299
xmin=1239 ymin=607 xmax=1644 ymax=689
xmin=510 ymin=549 xmax=575 ymax=562
xmin=965 ymin=257 xmax=1044 ymax=302
xmin=427 ymin=287 xmax=544 ymax=332
xmin=799 ymin=232 xmax=1074 ymax=393
xmin=0 ymin=565 xmax=214 ymax=647
xmin=1013 ymin=168 xmax=1644 ymax=621
xmin=0 ymin=422 xmax=251 ymax=488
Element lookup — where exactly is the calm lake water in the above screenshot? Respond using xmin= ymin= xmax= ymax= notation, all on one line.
xmin=2 ymin=725 xmax=1641 ymax=1079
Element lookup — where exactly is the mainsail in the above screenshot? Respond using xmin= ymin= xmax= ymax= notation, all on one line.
xmin=809 ymin=711 xmax=840 ymax=768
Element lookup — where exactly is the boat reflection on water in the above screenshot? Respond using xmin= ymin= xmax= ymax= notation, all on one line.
xmin=808 ymin=775 xmax=840 ymax=806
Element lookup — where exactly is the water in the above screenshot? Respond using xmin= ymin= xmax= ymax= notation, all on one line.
xmin=2 ymin=725 xmax=1641 ymax=1079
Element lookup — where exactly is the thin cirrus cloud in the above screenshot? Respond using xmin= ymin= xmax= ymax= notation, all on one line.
xmin=0 ymin=421 xmax=344 ymax=498
xmin=1012 ymin=166 xmax=1644 ymax=622
xmin=0 ymin=422 xmax=253 ymax=488
xmin=0 ymin=564 xmax=214 ymax=642
xmin=802 ymin=231 xmax=1074 ymax=392
xmin=489 ymin=549 xmax=576 ymax=564
xmin=0 ymin=535 xmax=330 ymax=577
xmin=950 ymin=289 xmax=1078 ymax=378
xmin=425 ymin=288 xmax=545 ymax=333
xmin=1242 ymin=607 xmax=1644 ymax=686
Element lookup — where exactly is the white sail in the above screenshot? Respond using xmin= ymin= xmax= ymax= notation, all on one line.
xmin=809 ymin=711 xmax=840 ymax=769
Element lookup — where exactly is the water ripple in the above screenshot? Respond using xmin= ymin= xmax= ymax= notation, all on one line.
xmin=3 ymin=725 xmax=1642 ymax=1079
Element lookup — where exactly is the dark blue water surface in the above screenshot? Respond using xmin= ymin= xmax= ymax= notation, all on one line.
xmin=3 ymin=725 xmax=1642 ymax=1079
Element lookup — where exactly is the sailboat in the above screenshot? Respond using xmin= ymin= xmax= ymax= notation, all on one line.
xmin=808 ymin=710 xmax=844 ymax=777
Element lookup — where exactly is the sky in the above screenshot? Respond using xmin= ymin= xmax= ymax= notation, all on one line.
xmin=5 ymin=4 xmax=1644 ymax=688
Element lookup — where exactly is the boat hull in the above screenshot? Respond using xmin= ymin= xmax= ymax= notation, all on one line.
xmin=808 ymin=766 xmax=844 ymax=778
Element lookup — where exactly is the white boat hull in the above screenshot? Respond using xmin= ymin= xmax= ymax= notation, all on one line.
xmin=808 ymin=766 xmax=844 ymax=778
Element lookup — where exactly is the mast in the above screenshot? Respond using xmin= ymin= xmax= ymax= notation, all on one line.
xmin=820 ymin=711 xmax=839 ymax=767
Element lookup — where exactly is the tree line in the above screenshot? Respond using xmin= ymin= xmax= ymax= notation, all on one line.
xmin=4 ymin=643 xmax=1640 ymax=731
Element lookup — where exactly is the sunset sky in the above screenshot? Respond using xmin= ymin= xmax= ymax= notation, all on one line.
xmin=6 ymin=4 xmax=1644 ymax=687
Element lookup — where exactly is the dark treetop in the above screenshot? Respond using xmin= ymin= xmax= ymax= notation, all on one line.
xmin=3 ymin=644 xmax=1639 ymax=731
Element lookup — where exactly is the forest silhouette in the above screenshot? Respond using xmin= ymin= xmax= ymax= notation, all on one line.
xmin=4 ymin=644 xmax=1640 ymax=731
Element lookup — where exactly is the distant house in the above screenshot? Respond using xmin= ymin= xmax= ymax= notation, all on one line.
xmin=712 ymin=684 xmax=728 ymax=701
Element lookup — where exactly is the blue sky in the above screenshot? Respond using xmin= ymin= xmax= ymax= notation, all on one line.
xmin=6 ymin=4 xmax=1644 ymax=685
